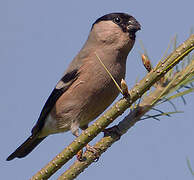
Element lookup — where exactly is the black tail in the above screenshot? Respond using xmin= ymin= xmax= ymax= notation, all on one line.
xmin=6 ymin=135 xmax=46 ymax=161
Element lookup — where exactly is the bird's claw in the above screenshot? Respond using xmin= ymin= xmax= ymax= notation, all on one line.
xmin=86 ymin=144 xmax=100 ymax=162
xmin=76 ymin=149 xmax=84 ymax=161
xmin=76 ymin=144 xmax=100 ymax=162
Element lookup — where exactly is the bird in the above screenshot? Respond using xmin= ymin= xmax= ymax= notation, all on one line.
xmin=7 ymin=12 xmax=141 ymax=161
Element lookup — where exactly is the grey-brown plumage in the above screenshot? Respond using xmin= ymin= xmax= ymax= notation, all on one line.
xmin=7 ymin=12 xmax=141 ymax=161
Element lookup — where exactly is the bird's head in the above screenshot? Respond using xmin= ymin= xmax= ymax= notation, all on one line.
xmin=90 ymin=12 xmax=141 ymax=53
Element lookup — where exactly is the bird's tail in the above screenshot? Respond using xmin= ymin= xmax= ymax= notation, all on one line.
xmin=6 ymin=135 xmax=46 ymax=161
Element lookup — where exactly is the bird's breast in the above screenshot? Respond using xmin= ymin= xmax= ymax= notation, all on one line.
xmin=75 ymin=58 xmax=126 ymax=126
xmin=52 ymin=56 xmax=126 ymax=132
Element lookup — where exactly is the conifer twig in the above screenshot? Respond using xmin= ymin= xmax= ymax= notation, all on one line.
xmin=31 ymin=34 xmax=194 ymax=180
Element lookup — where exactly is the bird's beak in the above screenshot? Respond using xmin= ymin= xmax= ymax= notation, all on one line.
xmin=127 ymin=18 xmax=141 ymax=33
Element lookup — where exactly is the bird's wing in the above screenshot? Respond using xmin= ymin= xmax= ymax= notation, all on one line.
xmin=31 ymin=69 xmax=79 ymax=135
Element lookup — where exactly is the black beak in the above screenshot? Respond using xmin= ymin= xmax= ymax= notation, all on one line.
xmin=127 ymin=18 xmax=141 ymax=33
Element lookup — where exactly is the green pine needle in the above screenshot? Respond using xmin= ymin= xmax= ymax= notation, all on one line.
xmin=95 ymin=52 xmax=123 ymax=94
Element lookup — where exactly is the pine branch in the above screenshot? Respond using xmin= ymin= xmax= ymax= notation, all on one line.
xmin=58 ymin=55 xmax=194 ymax=179
xmin=31 ymin=34 xmax=194 ymax=180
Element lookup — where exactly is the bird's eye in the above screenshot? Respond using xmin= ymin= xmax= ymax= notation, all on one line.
xmin=113 ymin=17 xmax=122 ymax=24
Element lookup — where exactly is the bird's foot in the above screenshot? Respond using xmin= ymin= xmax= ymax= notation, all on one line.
xmin=86 ymin=144 xmax=100 ymax=162
xmin=76 ymin=144 xmax=100 ymax=162
xmin=76 ymin=149 xmax=84 ymax=161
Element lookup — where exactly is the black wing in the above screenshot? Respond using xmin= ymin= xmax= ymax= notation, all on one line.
xmin=31 ymin=69 xmax=79 ymax=135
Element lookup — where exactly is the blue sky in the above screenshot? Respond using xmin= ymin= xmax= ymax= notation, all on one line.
xmin=1 ymin=0 xmax=194 ymax=179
